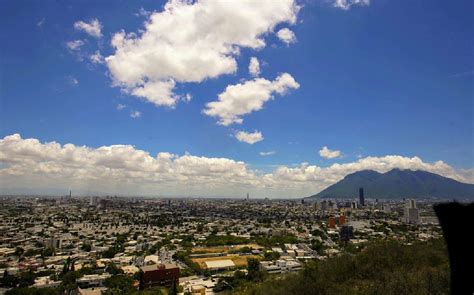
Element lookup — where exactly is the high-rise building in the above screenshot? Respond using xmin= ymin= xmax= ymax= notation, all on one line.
xmin=359 ymin=187 xmax=365 ymax=207
xmin=338 ymin=215 xmax=346 ymax=225
xmin=404 ymin=199 xmax=419 ymax=224
xmin=328 ymin=216 xmax=336 ymax=228
xmin=46 ymin=237 xmax=63 ymax=249
xmin=89 ymin=196 xmax=98 ymax=206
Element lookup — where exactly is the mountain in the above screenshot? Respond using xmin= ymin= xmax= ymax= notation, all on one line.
xmin=308 ymin=169 xmax=474 ymax=199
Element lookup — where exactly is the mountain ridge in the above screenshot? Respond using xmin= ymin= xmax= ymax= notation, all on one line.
xmin=307 ymin=169 xmax=474 ymax=199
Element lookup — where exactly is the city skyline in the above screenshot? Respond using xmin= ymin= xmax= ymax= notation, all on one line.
xmin=1 ymin=0 xmax=473 ymax=197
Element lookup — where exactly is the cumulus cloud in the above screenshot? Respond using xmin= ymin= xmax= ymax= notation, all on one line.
xmin=276 ymin=28 xmax=296 ymax=44
xmin=130 ymin=110 xmax=141 ymax=118
xmin=2 ymin=135 xmax=473 ymax=197
xmin=248 ymin=57 xmax=261 ymax=77
xmin=89 ymin=51 xmax=104 ymax=64
xmin=0 ymin=134 xmax=472 ymax=197
xmin=66 ymin=40 xmax=85 ymax=51
xmin=74 ymin=19 xmax=102 ymax=38
xmin=130 ymin=80 xmax=179 ymax=107
xmin=319 ymin=146 xmax=341 ymax=159
xmin=235 ymin=131 xmax=264 ymax=144
xmin=260 ymin=151 xmax=276 ymax=156
xmin=105 ymin=0 xmax=299 ymax=108
xmin=333 ymin=0 xmax=370 ymax=10
xmin=203 ymin=73 xmax=300 ymax=125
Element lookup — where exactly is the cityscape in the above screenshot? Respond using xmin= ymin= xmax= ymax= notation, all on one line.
xmin=0 ymin=191 xmax=449 ymax=294
xmin=1 ymin=0 xmax=473 ymax=294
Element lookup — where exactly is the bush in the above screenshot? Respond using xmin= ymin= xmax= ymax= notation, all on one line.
xmin=235 ymin=239 xmax=450 ymax=295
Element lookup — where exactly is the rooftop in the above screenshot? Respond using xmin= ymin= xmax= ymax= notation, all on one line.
xmin=140 ymin=263 xmax=178 ymax=272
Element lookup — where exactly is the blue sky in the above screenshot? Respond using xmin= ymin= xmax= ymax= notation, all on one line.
xmin=0 ymin=0 xmax=472 ymax=197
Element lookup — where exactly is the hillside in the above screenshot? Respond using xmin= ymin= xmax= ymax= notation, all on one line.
xmin=308 ymin=169 xmax=474 ymax=199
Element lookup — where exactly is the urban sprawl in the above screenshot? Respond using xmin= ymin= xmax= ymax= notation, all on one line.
xmin=0 ymin=190 xmax=443 ymax=294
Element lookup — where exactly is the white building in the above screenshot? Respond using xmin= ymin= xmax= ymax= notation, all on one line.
xmin=404 ymin=199 xmax=420 ymax=224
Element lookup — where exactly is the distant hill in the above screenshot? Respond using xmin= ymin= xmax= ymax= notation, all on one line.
xmin=308 ymin=169 xmax=474 ymax=199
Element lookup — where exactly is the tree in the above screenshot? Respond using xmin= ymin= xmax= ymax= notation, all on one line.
xmin=263 ymin=251 xmax=280 ymax=261
xmin=80 ymin=243 xmax=91 ymax=252
xmin=104 ymin=275 xmax=135 ymax=294
xmin=247 ymin=258 xmax=263 ymax=281
xmin=18 ymin=270 xmax=35 ymax=288
xmin=42 ymin=247 xmax=54 ymax=257
xmin=14 ymin=247 xmax=24 ymax=257
xmin=105 ymin=263 xmax=124 ymax=275
xmin=59 ymin=271 xmax=80 ymax=293
xmin=2 ymin=270 xmax=19 ymax=288
xmin=169 ymin=280 xmax=178 ymax=295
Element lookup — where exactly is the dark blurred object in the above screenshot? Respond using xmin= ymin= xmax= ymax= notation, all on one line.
xmin=434 ymin=202 xmax=474 ymax=294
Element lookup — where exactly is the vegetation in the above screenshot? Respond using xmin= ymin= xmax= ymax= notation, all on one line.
xmin=104 ymin=274 xmax=135 ymax=294
xmin=173 ymin=251 xmax=205 ymax=276
xmin=5 ymin=287 xmax=59 ymax=295
xmin=252 ymin=233 xmax=298 ymax=247
xmin=102 ymin=233 xmax=128 ymax=258
xmin=205 ymin=235 xmax=250 ymax=246
xmin=235 ymin=238 xmax=450 ymax=295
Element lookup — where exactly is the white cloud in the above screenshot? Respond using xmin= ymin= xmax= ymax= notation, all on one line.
xmin=319 ymin=146 xmax=341 ymax=159
xmin=235 ymin=131 xmax=264 ymax=144
xmin=130 ymin=110 xmax=141 ymax=118
xmin=248 ymin=57 xmax=261 ymax=77
xmin=37 ymin=18 xmax=45 ymax=28
xmin=116 ymin=104 xmax=126 ymax=110
xmin=183 ymin=93 xmax=192 ymax=102
xmin=66 ymin=40 xmax=84 ymax=51
xmin=66 ymin=76 xmax=79 ymax=86
xmin=74 ymin=19 xmax=102 ymax=38
xmin=106 ymin=0 xmax=299 ymax=108
xmin=203 ymin=73 xmax=300 ymax=125
xmin=131 ymin=80 xmax=179 ymax=107
xmin=333 ymin=0 xmax=370 ymax=10
xmin=89 ymin=51 xmax=104 ymax=64
xmin=135 ymin=7 xmax=152 ymax=17
xmin=276 ymin=28 xmax=296 ymax=44
xmin=260 ymin=151 xmax=276 ymax=156
xmin=1 ymin=134 xmax=472 ymax=198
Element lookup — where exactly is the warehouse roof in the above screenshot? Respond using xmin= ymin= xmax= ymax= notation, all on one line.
xmin=204 ymin=259 xmax=235 ymax=269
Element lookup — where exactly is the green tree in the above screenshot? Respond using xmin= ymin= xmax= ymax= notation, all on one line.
xmin=104 ymin=274 xmax=135 ymax=294
xmin=246 ymin=258 xmax=263 ymax=281
xmin=18 ymin=270 xmax=35 ymax=288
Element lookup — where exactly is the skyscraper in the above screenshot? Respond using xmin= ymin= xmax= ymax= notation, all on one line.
xmin=404 ymin=199 xmax=419 ymax=224
xmin=359 ymin=187 xmax=365 ymax=207
xmin=89 ymin=196 xmax=98 ymax=206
